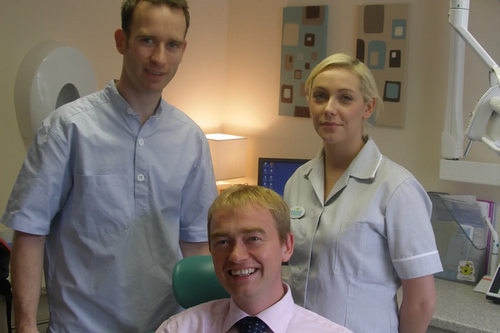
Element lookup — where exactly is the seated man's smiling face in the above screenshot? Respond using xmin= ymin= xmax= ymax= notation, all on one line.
xmin=210 ymin=204 xmax=293 ymax=313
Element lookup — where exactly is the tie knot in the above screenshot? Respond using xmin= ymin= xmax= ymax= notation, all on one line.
xmin=236 ymin=316 xmax=269 ymax=333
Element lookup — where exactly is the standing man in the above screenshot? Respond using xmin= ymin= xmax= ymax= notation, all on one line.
xmin=1 ymin=0 xmax=217 ymax=332
xmin=156 ymin=185 xmax=353 ymax=333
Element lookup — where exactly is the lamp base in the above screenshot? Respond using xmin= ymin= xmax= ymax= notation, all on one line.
xmin=216 ymin=181 xmax=233 ymax=194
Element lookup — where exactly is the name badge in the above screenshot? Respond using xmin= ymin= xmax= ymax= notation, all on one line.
xmin=290 ymin=206 xmax=305 ymax=219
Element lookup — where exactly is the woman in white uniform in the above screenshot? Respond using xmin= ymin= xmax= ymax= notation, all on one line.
xmin=283 ymin=53 xmax=443 ymax=333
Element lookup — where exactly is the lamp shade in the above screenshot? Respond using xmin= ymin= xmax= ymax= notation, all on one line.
xmin=206 ymin=134 xmax=247 ymax=181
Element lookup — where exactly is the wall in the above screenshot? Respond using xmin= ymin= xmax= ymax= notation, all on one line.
xmin=163 ymin=0 xmax=228 ymax=132
xmin=223 ymin=0 xmax=500 ymax=237
xmin=224 ymin=0 xmax=322 ymax=173
xmin=0 ymin=0 xmax=228 ymax=216
xmin=0 ymin=0 xmax=118 ymax=215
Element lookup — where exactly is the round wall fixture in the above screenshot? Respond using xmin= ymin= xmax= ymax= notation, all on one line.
xmin=14 ymin=40 xmax=97 ymax=139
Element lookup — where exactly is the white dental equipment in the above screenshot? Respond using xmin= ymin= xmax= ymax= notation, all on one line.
xmin=443 ymin=0 xmax=500 ymax=295
xmin=440 ymin=0 xmax=500 ymax=185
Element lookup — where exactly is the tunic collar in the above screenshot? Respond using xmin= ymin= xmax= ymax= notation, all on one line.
xmin=349 ymin=137 xmax=383 ymax=180
xmin=302 ymin=136 xmax=382 ymax=181
xmin=301 ymin=137 xmax=383 ymax=203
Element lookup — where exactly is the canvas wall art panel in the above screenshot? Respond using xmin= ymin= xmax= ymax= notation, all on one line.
xmin=356 ymin=3 xmax=410 ymax=127
xmin=278 ymin=6 xmax=328 ymax=118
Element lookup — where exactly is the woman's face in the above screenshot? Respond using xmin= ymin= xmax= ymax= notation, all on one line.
xmin=309 ymin=67 xmax=374 ymax=147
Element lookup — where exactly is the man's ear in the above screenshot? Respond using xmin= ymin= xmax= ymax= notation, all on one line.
xmin=115 ymin=29 xmax=127 ymax=55
xmin=282 ymin=232 xmax=294 ymax=263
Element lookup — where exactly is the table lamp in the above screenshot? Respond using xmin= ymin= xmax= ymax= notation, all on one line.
xmin=205 ymin=134 xmax=247 ymax=188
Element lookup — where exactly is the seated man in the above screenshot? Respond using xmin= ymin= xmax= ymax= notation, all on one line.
xmin=156 ymin=184 xmax=352 ymax=333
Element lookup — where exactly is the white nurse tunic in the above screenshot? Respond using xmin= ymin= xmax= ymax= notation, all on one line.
xmin=284 ymin=138 xmax=443 ymax=333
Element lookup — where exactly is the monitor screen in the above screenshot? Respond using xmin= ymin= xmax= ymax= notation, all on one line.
xmin=257 ymin=158 xmax=309 ymax=197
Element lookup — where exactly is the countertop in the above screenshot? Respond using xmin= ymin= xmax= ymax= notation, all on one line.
xmin=407 ymin=278 xmax=500 ymax=333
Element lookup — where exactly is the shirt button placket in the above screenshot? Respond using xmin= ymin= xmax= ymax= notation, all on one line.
xmin=134 ymin=130 xmax=149 ymax=214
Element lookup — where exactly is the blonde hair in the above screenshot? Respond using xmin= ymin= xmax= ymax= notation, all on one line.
xmin=207 ymin=185 xmax=290 ymax=248
xmin=305 ymin=53 xmax=383 ymax=132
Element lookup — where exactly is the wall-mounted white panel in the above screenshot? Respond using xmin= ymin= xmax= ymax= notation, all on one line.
xmin=14 ymin=40 xmax=97 ymax=139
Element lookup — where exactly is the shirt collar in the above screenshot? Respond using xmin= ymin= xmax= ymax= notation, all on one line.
xmin=104 ymin=80 xmax=163 ymax=117
xmin=222 ymin=283 xmax=295 ymax=333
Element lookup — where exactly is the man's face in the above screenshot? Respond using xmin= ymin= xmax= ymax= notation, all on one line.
xmin=210 ymin=205 xmax=293 ymax=312
xmin=115 ymin=1 xmax=187 ymax=98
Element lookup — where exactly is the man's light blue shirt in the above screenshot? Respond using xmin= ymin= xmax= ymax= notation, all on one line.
xmin=1 ymin=81 xmax=217 ymax=332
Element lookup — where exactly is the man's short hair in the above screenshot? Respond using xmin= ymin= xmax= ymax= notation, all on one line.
xmin=121 ymin=0 xmax=190 ymax=38
xmin=207 ymin=185 xmax=291 ymax=247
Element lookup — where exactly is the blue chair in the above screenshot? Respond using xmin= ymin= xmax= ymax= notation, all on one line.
xmin=172 ymin=255 xmax=230 ymax=309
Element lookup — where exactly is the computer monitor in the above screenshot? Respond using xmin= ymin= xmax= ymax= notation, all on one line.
xmin=257 ymin=157 xmax=309 ymax=197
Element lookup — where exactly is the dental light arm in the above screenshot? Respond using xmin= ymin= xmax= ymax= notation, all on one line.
xmin=449 ymin=1 xmax=500 ymax=84
xmin=446 ymin=0 xmax=500 ymax=158
xmin=445 ymin=0 xmax=500 ymax=287
xmin=442 ymin=23 xmax=465 ymax=160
